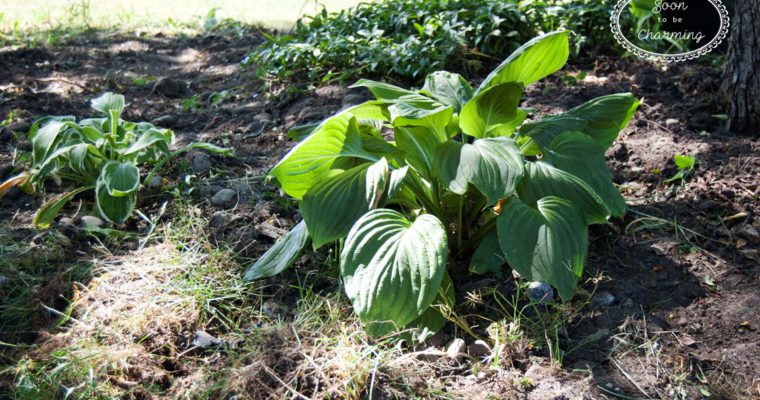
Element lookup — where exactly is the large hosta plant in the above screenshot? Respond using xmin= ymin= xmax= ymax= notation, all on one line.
xmin=245 ymin=31 xmax=638 ymax=338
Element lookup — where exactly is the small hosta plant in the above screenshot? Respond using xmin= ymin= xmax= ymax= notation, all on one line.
xmin=0 ymin=93 xmax=230 ymax=227
xmin=245 ymin=31 xmax=639 ymax=339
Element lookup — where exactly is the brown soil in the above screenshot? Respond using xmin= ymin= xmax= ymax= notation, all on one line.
xmin=1 ymin=29 xmax=758 ymax=399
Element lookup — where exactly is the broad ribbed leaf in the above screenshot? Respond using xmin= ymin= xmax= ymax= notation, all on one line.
xmin=469 ymin=228 xmax=505 ymax=276
xmin=31 ymin=120 xmax=66 ymax=165
xmin=120 ymin=129 xmax=173 ymax=155
xmin=460 ymin=82 xmax=523 ymax=138
xmin=401 ymin=273 xmax=455 ymax=342
xmin=351 ymin=79 xmax=414 ymax=100
xmin=33 ymin=186 xmax=94 ymax=229
xmin=379 ymin=166 xmax=409 ymax=205
xmin=395 ymin=126 xmax=445 ymax=178
xmin=96 ymin=182 xmax=136 ymax=223
xmin=460 ymin=137 xmax=524 ymax=205
xmin=91 ymin=92 xmax=126 ymax=116
xmin=341 ymin=209 xmax=447 ymax=336
xmin=517 ymin=114 xmax=586 ymax=154
xmin=542 ymin=132 xmax=626 ymax=217
xmin=518 ymin=161 xmax=610 ymax=224
xmin=389 ymin=94 xmax=453 ymax=139
xmin=243 ymin=220 xmax=310 ymax=281
xmin=420 ymin=71 xmax=474 ymax=113
xmin=497 ymin=196 xmax=587 ymax=301
xmin=564 ymin=93 xmax=639 ymax=148
xmin=476 ymin=31 xmax=569 ymax=94
xmin=68 ymin=144 xmax=91 ymax=173
xmin=301 ymin=158 xmax=389 ymax=248
xmin=431 ymin=141 xmax=467 ymax=194
xmin=270 ymin=114 xmax=379 ymax=199
xmin=100 ymin=161 xmax=140 ymax=197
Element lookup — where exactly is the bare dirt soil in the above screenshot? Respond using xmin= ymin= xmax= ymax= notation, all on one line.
xmin=1 ymin=30 xmax=758 ymax=399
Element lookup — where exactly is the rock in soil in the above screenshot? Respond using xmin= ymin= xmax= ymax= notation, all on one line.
xmin=0 ymin=274 xmax=9 ymax=287
xmin=467 ymin=340 xmax=491 ymax=357
xmin=592 ymin=291 xmax=617 ymax=308
xmin=192 ymin=153 xmax=212 ymax=174
xmin=209 ymin=211 xmax=230 ymax=229
xmin=253 ymin=112 xmax=274 ymax=125
xmin=446 ymin=338 xmax=467 ymax=361
xmin=152 ymin=77 xmax=189 ymax=98
xmin=81 ymin=215 xmax=105 ymax=228
xmin=527 ymin=282 xmax=554 ymax=303
xmin=211 ymin=188 xmax=237 ymax=208
xmin=146 ymin=175 xmax=163 ymax=190
xmin=150 ymin=114 xmax=177 ymax=127
xmin=192 ymin=330 xmax=221 ymax=348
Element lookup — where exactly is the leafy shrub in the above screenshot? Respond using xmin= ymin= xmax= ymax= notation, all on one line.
xmin=245 ymin=31 xmax=639 ymax=339
xmin=245 ymin=0 xmax=536 ymax=85
xmin=0 ymin=93 xmax=230 ymax=227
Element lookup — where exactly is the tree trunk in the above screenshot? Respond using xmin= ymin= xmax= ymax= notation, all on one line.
xmin=720 ymin=0 xmax=760 ymax=135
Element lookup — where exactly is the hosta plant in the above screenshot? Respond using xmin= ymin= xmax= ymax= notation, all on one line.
xmin=0 ymin=93 xmax=231 ymax=227
xmin=245 ymin=31 xmax=639 ymax=339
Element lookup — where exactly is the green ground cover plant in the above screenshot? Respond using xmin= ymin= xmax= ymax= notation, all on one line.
xmin=245 ymin=0 xmax=650 ymax=87
xmin=245 ymin=31 xmax=639 ymax=339
xmin=0 ymin=93 xmax=230 ymax=227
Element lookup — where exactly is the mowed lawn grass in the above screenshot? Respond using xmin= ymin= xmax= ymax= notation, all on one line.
xmin=0 ymin=0 xmax=370 ymax=31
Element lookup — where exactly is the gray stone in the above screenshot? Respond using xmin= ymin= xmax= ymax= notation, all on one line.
xmin=211 ymin=188 xmax=237 ymax=208
xmin=232 ymin=182 xmax=254 ymax=202
xmin=152 ymin=77 xmax=189 ymax=98
xmin=192 ymin=330 xmax=221 ymax=348
xmin=192 ymin=153 xmax=212 ymax=174
xmin=527 ymin=282 xmax=554 ymax=303
xmin=6 ymin=121 xmax=31 ymax=134
xmin=298 ymin=106 xmax=324 ymax=121
xmin=738 ymin=225 xmax=759 ymax=240
xmin=150 ymin=114 xmax=176 ymax=127
xmin=342 ymin=93 xmax=367 ymax=107
xmin=209 ymin=211 xmax=230 ymax=229
xmin=592 ymin=291 xmax=616 ymax=308
xmin=665 ymin=118 xmax=679 ymax=127
xmin=467 ymin=340 xmax=491 ymax=357
xmin=59 ymin=217 xmax=74 ymax=226
xmin=253 ymin=112 xmax=274 ymax=125
xmin=81 ymin=215 xmax=105 ymax=228
xmin=146 ymin=175 xmax=163 ymax=189
xmin=0 ymin=274 xmax=9 ymax=287
xmin=446 ymin=338 xmax=467 ymax=361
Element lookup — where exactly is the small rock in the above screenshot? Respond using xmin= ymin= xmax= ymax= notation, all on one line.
xmin=150 ymin=114 xmax=177 ymax=127
xmin=738 ymin=225 xmax=759 ymax=240
xmin=193 ymin=330 xmax=221 ymax=348
xmin=81 ymin=215 xmax=105 ymax=228
xmin=427 ymin=331 xmax=445 ymax=347
xmin=199 ymin=185 xmax=224 ymax=198
xmin=342 ymin=93 xmax=367 ymax=107
xmin=211 ymin=188 xmax=237 ymax=208
xmin=253 ymin=112 xmax=274 ymax=125
xmin=446 ymin=338 xmax=467 ymax=361
xmin=59 ymin=217 xmax=74 ymax=226
xmin=209 ymin=211 xmax=230 ymax=229
xmin=467 ymin=340 xmax=491 ymax=357
xmin=232 ymin=182 xmax=254 ymax=202
xmin=527 ymin=282 xmax=554 ymax=303
xmin=255 ymin=223 xmax=288 ymax=240
xmin=0 ymin=274 xmax=9 ymax=287
xmin=6 ymin=121 xmax=31 ymax=134
xmin=233 ymin=133 xmax=244 ymax=142
xmin=665 ymin=118 xmax=679 ymax=127
xmin=152 ymin=77 xmax=189 ymax=98
xmin=298 ymin=106 xmax=324 ymax=121
xmin=592 ymin=291 xmax=616 ymax=308
xmin=192 ymin=153 xmax=212 ymax=174
xmin=146 ymin=175 xmax=163 ymax=189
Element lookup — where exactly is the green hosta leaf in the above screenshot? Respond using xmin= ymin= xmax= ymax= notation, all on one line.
xmin=517 ymin=114 xmax=586 ymax=154
xmin=351 ymin=79 xmax=415 ymax=100
xmin=341 ymin=209 xmax=448 ymax=336
xmin=33 ymin=186 xmax=94 ymax=229
xmin=287 ymin=122 xmax=320 ymax=142
xmin=91 ymin=92 xmax=126 ymax=116
xmin=395 ymin=126 xmax=446 ymax=179
xmin=460 ymin=137 xmax=524 ymax=205
xmin=379 ymin=166 xmax=409 ymax=205
xmin=100 ymin=161 xmax=140 ymax=197
xmin=388 ymin=94 xmax=453 ymax=139
xmin=497 ymin=196 xmax=587 ymax=301
xmin=477 ymin=31 xmax=569 ymax=94
xmin=542 ymin=132 xmax=626 ymax=217
xmin=460 ymin=82 xmax=523 ymax=138
xmin=243 ymin=220 xmax=310 ymax=281
xmin=469 ymin=228 xmax=505 ymax=276
xmin=120 ymin=129 xmax=173 ymax=156
xmin=270 ymin=114 xmax=379 ymax=199
xmin=31 ymin=120 xmax=66 ymax=166
xmin=345 ymin=100 xmax=390 ymax=121
xmin=420 ymin=71 xmax=474 ymax=113
xmin=96 ymin=182 xmax=136 ymax=223
xmin=402 ymin=273 xmax=455 ymax=342
xmin=518 ymin=161 xmax=610 ymax=224
xmin=431 ymin=141 xmax=467 ymax=195
xmin=68 ymin=144 xmax=91 ymax=174
xmin=563 ymin=93 xmax=639 ymax=148
xmin=301 ymin=158 xmax=389 ymax=248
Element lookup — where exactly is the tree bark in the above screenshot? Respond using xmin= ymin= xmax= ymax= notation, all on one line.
xmin=720 ymin=0 xmax=760 ymax=135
